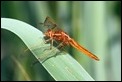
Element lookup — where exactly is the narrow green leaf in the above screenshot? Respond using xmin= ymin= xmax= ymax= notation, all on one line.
xmin=1 ymin=18 xmax=94 ymax=81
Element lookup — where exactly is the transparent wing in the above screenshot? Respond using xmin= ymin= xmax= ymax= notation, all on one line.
xmin=42 ymin=16 xmax=62 ymax=31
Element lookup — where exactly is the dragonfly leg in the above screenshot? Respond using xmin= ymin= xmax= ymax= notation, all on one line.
xmin=43 ymin=38 xmax=54 ymax=52
xmin=50 ymin=38 xmax=53 ymax=49
xmin=43 ymin=36 xmax=52 ymax=44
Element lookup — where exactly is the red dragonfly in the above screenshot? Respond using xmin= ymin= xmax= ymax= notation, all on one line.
xmin=41 ymin=16 xmax=100 ymax=61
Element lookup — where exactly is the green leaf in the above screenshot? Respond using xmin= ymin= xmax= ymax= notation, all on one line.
xmin=1 ymin=18 xmax=95 ymax=81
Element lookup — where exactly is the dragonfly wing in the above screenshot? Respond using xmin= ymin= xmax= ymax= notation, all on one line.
xmin=43 ymin=16 xmax=57 ymax=29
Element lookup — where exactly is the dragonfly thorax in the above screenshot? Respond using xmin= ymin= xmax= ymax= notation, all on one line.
xmin=44 ymin=29 xmax=71 ymax=45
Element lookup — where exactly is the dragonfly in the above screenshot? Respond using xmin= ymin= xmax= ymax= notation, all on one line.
xmin=41 ymin=16 xmax=100 ymax=61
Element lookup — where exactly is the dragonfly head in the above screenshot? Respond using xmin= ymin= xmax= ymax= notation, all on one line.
xmin=44 ymin=29 xmax=52 ymax=38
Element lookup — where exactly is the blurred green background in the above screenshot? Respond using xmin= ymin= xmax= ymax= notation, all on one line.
xmin=1 ymin=1 xmax=121 ymax=81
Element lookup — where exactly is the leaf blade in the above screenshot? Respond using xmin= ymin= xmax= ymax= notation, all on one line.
xmin=1 ymin=18 xmax=94 ymax=81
